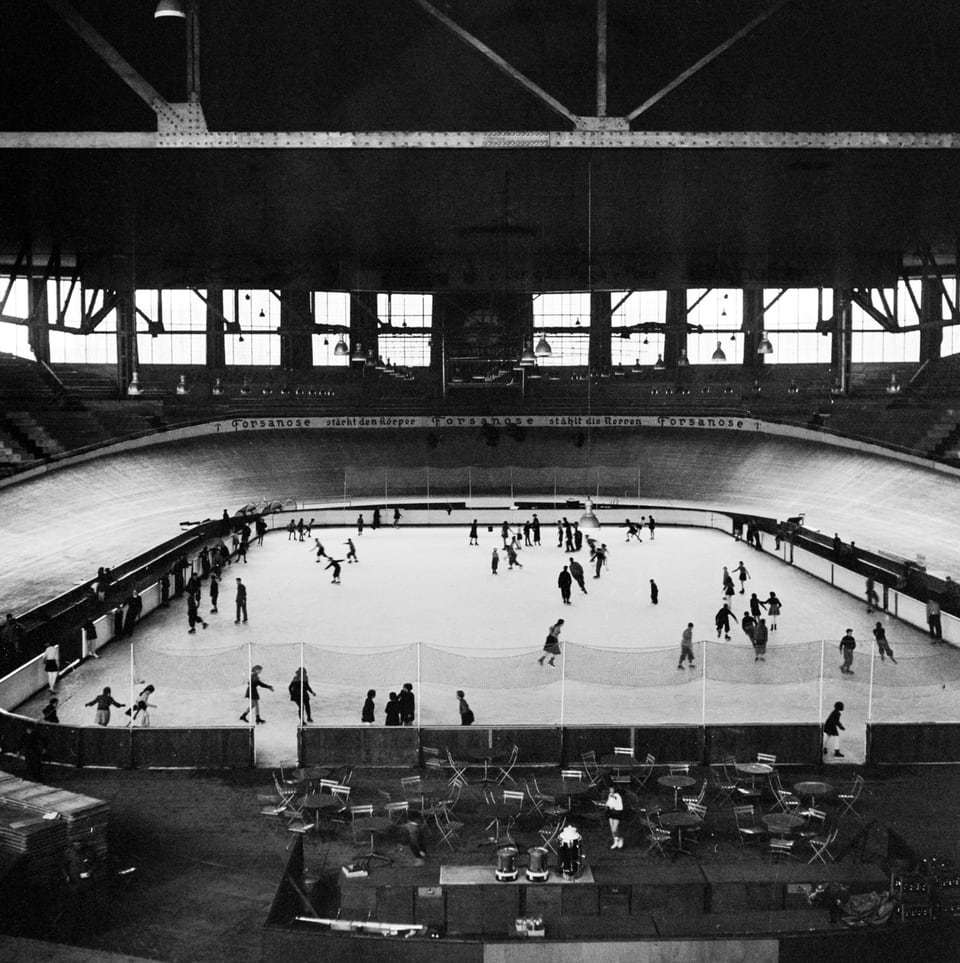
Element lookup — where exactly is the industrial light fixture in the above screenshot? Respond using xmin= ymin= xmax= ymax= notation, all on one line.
xmin=886 ymin=372 xmax=901 ymax=394
xmin=333 ymin=336 xmax=349 ymax=356
xmin=238 ymin=334 xmax=244 ymax=343
xmin=322 ymin=337 xmax=329 ymax=347
xmin=534 ymin=335 xmax=552 ymax=358
xmin=654 ymin=354 xmax=665 ymax=370
xmin=578 ymin=498 xmax=601 ymax=530
xmin=351 ymin=342 xmax=365 ymax=363
xmin=677 ymin=349 xmax=689 ymax=367
xmin=154 ymin=0 xmax=186 ymax=18
xmin=711 ymin=341 xmax=727 ymax=362
xmin=519 ymin=344 xmax=537 ymax=366
xmin=259 ymin=308 xmax=266 ymax=318
xmin=757 ymin=331 xmax=774 ymax=354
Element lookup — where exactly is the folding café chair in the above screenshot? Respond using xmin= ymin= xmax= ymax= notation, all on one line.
xmin=767 ymin=836 xmax=797 ymax=861
xmin=798 ymin=808 xmax=826 ymax=839
xmin=329 ymin=784 xmax=351 ymax=822
xmin=640 ymin=814 xmax=671 ymax=858
xmin=349 ymin=804 xmax=375 ymax=843
xmin=496 ymin=745 xmax=520 ymax=786
xmin=634 ymin=753 xmax=656 ymax=790
xmin=524 ymin=778 xmax=555 ymax=816
xmin=581 ymin=750 xmax=603 ymax=786
xmin=538 ymin=815 xmax=566 ymax=855
xmin=837 ymin=774 xmax=865 ymax=819
xmin=422 ymin=745 xmax=446 ymax=775
xmin=682 ymin=782 xmax=706 ymax=810
xmin=560 ymin=769 xmax=583 ymax=782
xmin=766 ymin=772 xmax=801 ymax=814
xmin=733 ymin=804 xmax=766 ymax=850
xmin=807 ymin=825 xmax=840 ymax=864
xmin=258 ymin=793 xmax=292 ymax=833
xmin=685 ymin=801 xmax=707 ymax=850
xmin=431 ymin=801 xmax=464 ymax=850
xmin=446 ymin=748 xmax=469 ymax=786
xmin=400 ymin=775 xmax=424 ymax=805
xmin=709 ymin=765 xmax=739 ymax=807
xmin=669 ymin=764 xmax=690 ymax=775
xmin=384 ymin=801 xmax=410 ymax=825
xmin=757 ymin=752 xmax=777 ymax=766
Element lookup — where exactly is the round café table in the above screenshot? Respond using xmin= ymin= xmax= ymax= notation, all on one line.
xmin=302 ymin=794 xmax=347 ymax=834
xmin=762 ymin=813 xmax=805 ymax=837
xmin=658 ymin=811 xmax=702 ymax=855
xmin=559 ymin=780 xmax=595 ymax=812
xmin=466 ymin=747 xmax=510 ymax=783
xmin=793 ymin=780 xmax=834 ymax=812
xmin=657 ymin=774 xmax=696 ymax=810
xmin=351 ymin=815 xmax=394 ymax=869
xmin=599 ymin=754 xmax=642 ymax=777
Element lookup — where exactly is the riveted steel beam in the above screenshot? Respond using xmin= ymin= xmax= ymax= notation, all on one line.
xmin=5 ymin=130 xmax=960 ymax=149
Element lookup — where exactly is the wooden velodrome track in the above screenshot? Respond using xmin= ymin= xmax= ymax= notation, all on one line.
xmin=2 ymin=425 xmax=959 ymax=613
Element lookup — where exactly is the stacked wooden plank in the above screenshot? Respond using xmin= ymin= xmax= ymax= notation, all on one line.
xmin=0 ymin=802 xmax=68 ymax=885
xmin=0 ymin=774 xmax=110 ymax=877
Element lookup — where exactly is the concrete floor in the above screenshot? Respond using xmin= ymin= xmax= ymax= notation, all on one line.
xmin=17 ymin=526 xmax=956 ymax=769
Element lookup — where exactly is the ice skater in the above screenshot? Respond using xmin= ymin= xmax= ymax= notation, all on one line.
xmin=532 ymin=514 xmax=541 ymax=545
xmin=592 ymin=543 xmax=608 ymax=578
xmin=865 ymin=576 xmax=879 ymax=614
xmin=722 ymin=567 xmax=735 ymax=600
xmin=822 ymin=701 xmax=845 ymax=758
xmin=325 ymin=557 xmax=343 ymax=584
xmin=678 ymin=623 xmax=696 ymax=669
xmin=491 ymin=548 xmax=500 ymax=575
xmin=187 ymin=592 xmax=208 ymax=633
xmin=749 ymin=592 xmax=765 ymax=620
xmin=568 ymin=557 xmax=587 ymax=594
xmin=209 ymin=573 xmax=219 ymax=613
xmin=469 ymin=519 xmax=479 ymax=545
xmin=648 ymin=515 xmax=656 ymax=540
xmin=288 ymin=668 xmax=316 ymax=724
xmin=839 ymin=628 xmax=856 ymax=674
xmin=732 ymin=561 xmax=750 ymax=594
xmin=126 ymin=685 xmax=157 ymax=727
xmin=506 ymin=541 xmax=522 ymax=569
xmin=314 ymin=538 xmax=326 ymax=562
xmin=558 ymin=566 xmax=573 ymax=604
xmin=649 ymin=578 xmax=659 ymax=605
xmin=873 ymin=622 xmax=898 ymax=663
xmin=624 ymin=519 xmax=642 ymax=542
xmin=715 ymin=602 xmax=733 ymax=641
xmin=538 ymin=619 xmax=564 ymax=666
xmin=764 ymin=591 xmax=782 ymax=629
xmin=393 ymin=507 xmax=402 ymax=528
xmin=234 ymin=578 xmax=248 ymax=623
xmin=86 ymin=687 xmax=125 ymax=727
xmin=754 ymin=618 xmax=768 ymax=661
xmin=345 ymin=538 xmax=358 ymax=563
xmin=741 ymin=610 xmax=757 ymax=646
xmin=357 ymin=513 xmax=364 ymax=535
xmin=240 ymin=665 xmax=273 ymax=724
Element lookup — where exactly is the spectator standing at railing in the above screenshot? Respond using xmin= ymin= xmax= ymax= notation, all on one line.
xmin=0 ymin=612 xmax=24 ymax=664
xmin=122 ymin=591 xmax=142 ymax=637
xmin=43 ymin=642 xmax=59 ymax=691
xmin=255 ymin=516 xmax=268 ymax=545
xmin=943 ymin=576 xmax=960 ymax=616
xmin=286 ymin=519 xmax=296 ymax=541
xmin=393 ymin=507 xmax=403 ymax=528
xmin=926 ymin=597 xmax=943 ymax=642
